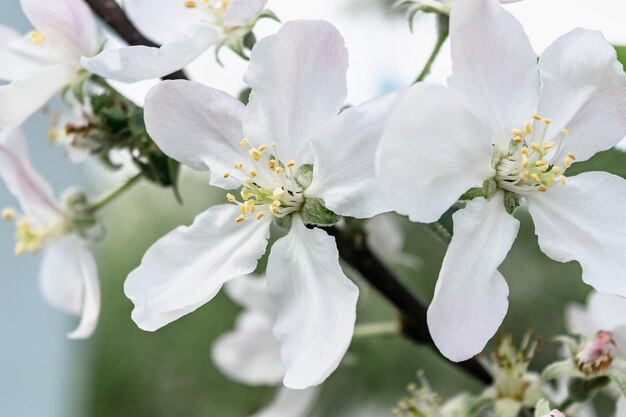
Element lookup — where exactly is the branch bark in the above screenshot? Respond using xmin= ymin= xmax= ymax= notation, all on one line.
xmin=84 ymin=0 xmax=492 ymax=386
xmin=84 ymin=0 xmax=187 ymax=80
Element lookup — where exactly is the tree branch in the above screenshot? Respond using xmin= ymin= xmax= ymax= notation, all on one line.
xmin=84 ymin=0 xmax=187 ymax=80
xmin=327 ymin=226 xmax=492 ymax=384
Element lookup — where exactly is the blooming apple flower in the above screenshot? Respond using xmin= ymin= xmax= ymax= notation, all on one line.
xmin=213 ymin=275 xmax=319 ymax=416
xmin=377 ymin=0 xmax=626 ymax=362
xmin=0 ymin=0 xmax=102 ymax=127
xmin=0 ymin=129 xmax=100 ymax=339
xmin=125 ymin=20 xmax=396 ymax=389
xmin=81 ymin=0 xmax=269 ymax=83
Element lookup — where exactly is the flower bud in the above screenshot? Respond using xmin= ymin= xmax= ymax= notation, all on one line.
xmin=540 ymin=411 xmax=565 ymax=417
xmin=575 ymin=330 xmax=617 ymax=374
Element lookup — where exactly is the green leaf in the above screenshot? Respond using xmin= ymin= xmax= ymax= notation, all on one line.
xmin=566 ymin=148 xmax=626 ymax=179
xmin=614 ymin=45 xmax=626 ymax=72
xmin=301 ymin=198 xmax=339 ymax=226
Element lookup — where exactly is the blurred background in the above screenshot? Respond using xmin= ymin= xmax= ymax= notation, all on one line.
xmin=2 ymin=0 xmax=626 ymax=416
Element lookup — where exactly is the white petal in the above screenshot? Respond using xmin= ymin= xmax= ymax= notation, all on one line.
xmin=585 ymin=292 xmax=626 ymax=332
xmin=448 ymin=0 xmax=539 ymax=147
xmin=248 ymin=387 xmax=319 ymax=417
xmin=564 ymin=303 xmax=597 ymax=338
xmin=527 ymin=172 xmax=626 ymax=296
xmin=365 ymin=214 xmax=421 ymax=269
xmin=81 ymin=25 xmax=218 ymax=83
xmin=224 ymin=0 xmax=268 ymax=27
xmin=225 ymin=274 xmax=275 ymax=317
xmin=0 ymin=25 xmax=44 ymax=82
xmin=121 ymin=0 xmax=205 ymax=45
xmin=20 ymin=0 xmax=101 ymax=58
xmin=617 ymin=397 xmax=626 ymax=417
xmin=377 ymin=83 xmax=494 ymax=223
xmin=427 ymin=193 xmax=519 ymax=361
xmin=0 ymin=128 xmax=61 ymax=226
xmin=125 ymin=204 xmax=270 ymax=331
xmin=537 ymin=29 xmax=626 ymax=163
xmin=144 ymin=80 xmax=245 ymax=189
xmin=267 ymin=217 xmax=358 ymax=389
xmin=305 ymin=91 xmax=399 ymax=218
xmin=0 ymin=64 xmax=74 ymax=127
xmin=243 ymin=20 xmax=348 ymax=164
xmin=39 ymin=236 xmax=100 ymax=339
xmin=212 ymin=310 xmax=283 ymax=385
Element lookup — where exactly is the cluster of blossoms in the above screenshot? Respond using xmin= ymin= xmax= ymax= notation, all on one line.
xmin=3 ymin=0 xmax=626 ymax=415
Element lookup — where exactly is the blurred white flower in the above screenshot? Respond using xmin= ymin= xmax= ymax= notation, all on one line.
xmin=82 ymin=0 xmax=270 ymax=82
xmin=0 ymin=0 xmax=102 ymax=127
xmin=0 ymin=129 xmax=100 ymax=339
xmin=378 ymin=0 xmax=626 ymax=362
xmin=124 ymin=20 xmax=398 ymax=390
xmin=365 ymin=213 xmax=421 ymax=270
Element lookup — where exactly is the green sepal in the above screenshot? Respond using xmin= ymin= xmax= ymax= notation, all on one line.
xmin=295 ymin=164 xmax=314 ymax=189
xmin=534 ymin=399 xmax=551 ymax=417
xmin=542 ymin=360 xmax=584 ymax=381
xmin=301 ymin=198 xmax=339 ymax=226
xmin=503 ymin=191 xmax=521 ymax=215
xmin=567 ymin=376 xmax=611 ymax=402
xmin=459 ymin=178 xmax=497 ymax=201
xmin=273 ymin=215 xmax=292 ymax=231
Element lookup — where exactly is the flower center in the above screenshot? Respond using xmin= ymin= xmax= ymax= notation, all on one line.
xmin=1 ymin=208 xmax=69 ymax=256
xmin=223 ymin=138 xmax=305 ymax=224
xmin=495 ymin=114 xmax=575 ymax=195
xmin=183 ymin=0 xmax=232 ymax=24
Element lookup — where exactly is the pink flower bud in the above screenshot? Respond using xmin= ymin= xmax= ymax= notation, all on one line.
xmin=542 ymin=411 xmax=565 ymax=417
xmin=575 ymin=330 xmax=617 ymax=374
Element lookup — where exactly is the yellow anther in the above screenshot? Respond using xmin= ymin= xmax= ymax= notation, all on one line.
xmin=520 ymin=172 xmax=529 ymax=181
xmin=286 ymin=160 xmax=296 ymax=168
xmin=223 ymin=171 xmax=231 ymax=178
xmin=531 ymin=173 xmax=540 ymax=182
xmin=184 ymin=0 xmax=197 ymax=7
xmin=234 ymin=162 xmax=243 ymax=169
xmin=541 ymin=118 xmax=551 ymax=125
xmin=561 ymin=128 xmax=571 ymax=136
xmin=256 ymin=211 xmax=265 ymax=220
xmin=271 ymin=143 xmax=277 ymax=148
xmin=258 ymin=145 xmax=267 ymax=152
xmin=512 ymin=136 xmax=522 ymax=143
xmin=530 ymin=143 xmax=543 ymax=153
xmin=532 ymin=114 xmax=541 ymax=121
xmin=29 ymin=31 xmax=45 ymax=44
xmin=249 ymin=148 xmax=262 ymax=161
xmin=272 ymin=200 xmax=281 ymax=207
xmin=17 ymin=218 xmax=30 ymax=233
xmin=275 ymin=167 xmax=284 ymax=174
xmin=240 ymin=137 xmax=249 ymax=147
xmin=538 ymin=184 xmax=547 ymax=192
xmin=27 ymin=242 xmax=40 ymax=253
xmin=14 ymin=242 xmax=27 ymax=257
xmin=268 ymin=160 xmax=276 ymax=169
xmin=241 ymin=188 xmax=252 ymax=200
xmin=226 ymin=193 xmax=236 ymax=203
xmin=2 ymin=208 xmax=15 ymax=220
xmin=567 ymin=152 xmax=576 ymax=161
xmin=273 ymin=187 xmax=285 ymax=198
xmin=542 ymin=141 xmax=556 ymax=150
xmin=239 ymin=203 xmax=248 ymax=216
xmin=521 ymin=155 xmax=529 ymax=168
xmin=512 ymin=128 xmax=523 ymax=136
xmin=269 ymin=205 xmax=279 ymax=216
xmin=560 ymin=176 xmax=567 ymax=185
xmin=551 ymin=166 xmax=562 ymax=174
xmin=564 ymin=157 xmax=573 ymax=167
xmin=249 ymin=169 xmax=257 ymax=178
xmin=247 ymin=201 xmax=256 ymax=213
xmin=521 ymin=147 xmax=529 ymax=156
xmin=524 ymin=122 xmax=532 ymax=134
xmin=235 ymin=215 xmax=245 ymax=223
xmin=535 ymin=160 xmax=548 ymax=168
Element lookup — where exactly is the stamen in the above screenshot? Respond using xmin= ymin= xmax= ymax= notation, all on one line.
xmin=29 ymin=31 xmax=45 ymax=44
xmin=561 ymin=128 xmax=571 ymax=136
xmin=234 ymin=162 xmax=243 ymax=169
xmin=223 ymin=171 xmax=231 ymax=178
xmin=249 ymin=170 xmax=257 ymax=178
xmin=226 ymin=193 xmax=236 ymax=203
xmin=235 ymin=215 xmax=245 ymax=223
xmin=258 ymin=145 xmax=267 ymax=152
xmin=184 ymin=0 xmax=198 ymax=7
xmin=286 ymin=160 xmax=296 ymax=168
xmin=2 ymin=208 xmax=15 ymax=220
xmin=249 ymin=149 xmax=262 ymax=161
xmin=256 ymin=211 xmax=265 ymax=220
xmin=240 ymin=137 xmax=248 ymax=147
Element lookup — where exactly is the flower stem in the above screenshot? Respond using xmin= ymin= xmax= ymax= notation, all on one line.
xmin=89 ymin=173 xmax=143 ymax=213
xmin=413 ymin=21 xmax=449 ymax=84
xmin=353 ymin=321 xmax=400 ymax=339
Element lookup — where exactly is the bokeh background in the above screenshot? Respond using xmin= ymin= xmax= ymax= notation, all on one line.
xmin=3 ymin=0 xmax=626 ymax=416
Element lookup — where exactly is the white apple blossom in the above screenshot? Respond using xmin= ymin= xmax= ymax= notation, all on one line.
xmin=365 ymin=214 xmax=421 ymax=270
xmin=0 ymin=129 xmax=100 ymax=339
xmin=81 ymin=0 xmax=269 ymax=83
xmin=0 ymin=0 xmax=102 ymax=127
xmin=377 ymin=0 xmax=626 ymax=362
xmin=212 ymin=275 xmax=319 ymax=416
xmin=124 ymin=20 xmax=397 ymax=389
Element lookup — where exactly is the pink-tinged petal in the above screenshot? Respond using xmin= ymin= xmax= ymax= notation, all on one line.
xmin=21 ymin=0 xmax=101 ymax=58
xmin=224 ymin=0 xmax=268 ymax=27
xmin=537 ymin=29 xmax=626 ymax=163
xmin=81 ymin=25 xmax=218 ymax=83
xmin=125 ymin=204 xmax=271 ymax=331
xmin=0 ymin=64 xmax=74 ymax=127
xmin=243 ymin=20 xmax=348 ymax=164
xmin=377 ymin=83 xmax=494 ymax=223
xmin=527 ymin=172 xmax=626 ymax=297
xmin=247 ymin=387 xmax=319 ymax=417
xmin=267 ymin=216 xmax=358 ymax=389
xmin=39 ymin=235 xmax=100 ymax=339
xmin=212 ymin=310 xmax=284 ymax=385
xmin=143 ymin=80 xmax=246 ymax=189
xmin=0 ymin=128 xmax=60 ymax=226
xmin=428 ymin=193 xmax=518 ymax=361
xmin=122 ymin=0 xmax=205 ymax=45
xmin=306 ymin=90 xmax=400 ymax=218
xmin=448 ymin=0 xmax=539 ymax=148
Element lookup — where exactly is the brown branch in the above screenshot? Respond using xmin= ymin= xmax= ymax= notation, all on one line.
xmin=84 ymin=0 xmax=187 ymax=80
xmin=84 ymin=0 xmax=491 ymax=385
xmin=327 ymin=226 xmax=492 ymax=384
